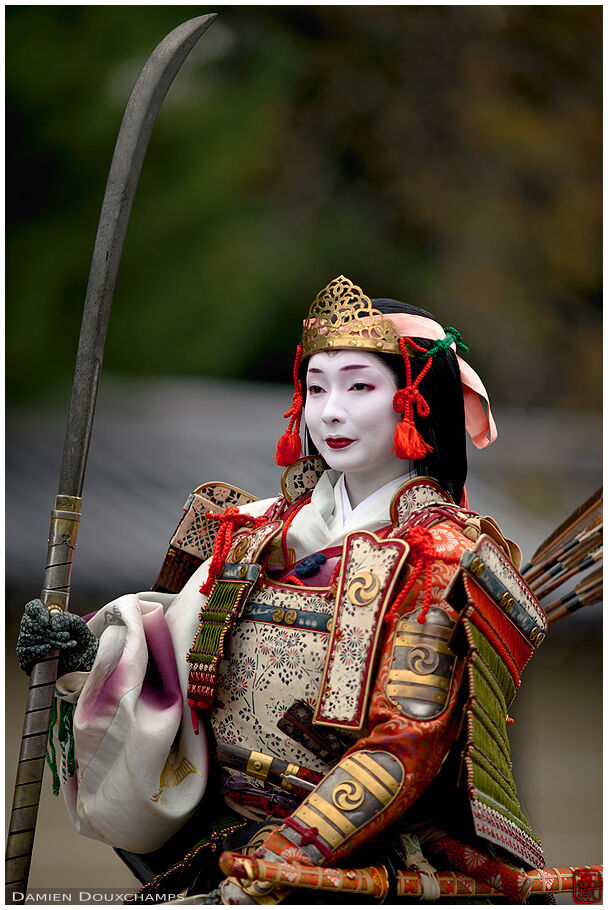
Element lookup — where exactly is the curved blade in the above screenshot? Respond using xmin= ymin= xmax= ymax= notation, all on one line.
xmin=60 ymin=13 xmax=216 ymax=498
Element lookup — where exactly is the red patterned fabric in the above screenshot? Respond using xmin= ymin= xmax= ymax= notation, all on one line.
xmin=428 ymin=834 xmax=531 ymax=901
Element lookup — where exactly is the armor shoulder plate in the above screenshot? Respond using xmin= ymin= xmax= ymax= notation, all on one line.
xmin=389 ymin=476 xmax=453 ymax=528
xmin=153 ymin=482 xmax=258 ymax=594
xmin=280 ymin=456 xmax=326 ymax=504
xmin=445 ymin=533 xmax=547 ymax=662
xmin=391 ymin=477 xmax=521 ymax=569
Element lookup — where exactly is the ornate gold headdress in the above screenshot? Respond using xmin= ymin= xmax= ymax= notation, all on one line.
xmin=275 ymin=275 xmax=435 ymax=468
xmin=301 ymin=275 xmax=402 ymax=358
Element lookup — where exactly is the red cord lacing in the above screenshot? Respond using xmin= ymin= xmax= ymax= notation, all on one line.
xmin=282 ymin=574 xmax=306 ymax=587
xmin=199 ymin=507 xmax=267 ymax=596
xmin=386 ymin=526 xmax=460 ymax=625
xmin=282 ymin=817 xmax=333 ymax=860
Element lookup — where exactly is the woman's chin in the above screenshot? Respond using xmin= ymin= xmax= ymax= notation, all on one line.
xmin=319 ymin=447 xmax=360 ymax=473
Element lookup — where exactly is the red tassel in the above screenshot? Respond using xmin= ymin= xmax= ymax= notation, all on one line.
xmin=275 ymin=430 xmax=302 ymax=467
xmin=393 ymin=418 xmax=433 ymax=460
xmin=187 ymin=701 xmax=200 ymax=735
xmin=275 ymin=344 xmax=304 ymax=467
xmin=385 ymin=526 xmax=460 ymax=625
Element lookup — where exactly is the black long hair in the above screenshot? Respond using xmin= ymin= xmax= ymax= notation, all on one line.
xmin=302 ymin=298 xmax=468 ymax=505
xmin=371 ymin=298 xmax=467 ymax=505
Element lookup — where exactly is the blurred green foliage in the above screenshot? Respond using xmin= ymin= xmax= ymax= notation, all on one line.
xmin=6 ymin=6 xmax=601 ymax=408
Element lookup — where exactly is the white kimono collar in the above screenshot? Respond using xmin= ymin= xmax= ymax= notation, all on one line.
xmin=284 ymin=469 xmax=413 ymax=562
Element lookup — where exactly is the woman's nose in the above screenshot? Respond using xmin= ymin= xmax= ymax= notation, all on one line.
xmin=321 ymin=390 xmax=346 ymax=424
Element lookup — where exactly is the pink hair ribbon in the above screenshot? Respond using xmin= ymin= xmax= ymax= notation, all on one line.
xmin=386 ymin=313 xmax=497 ymax=449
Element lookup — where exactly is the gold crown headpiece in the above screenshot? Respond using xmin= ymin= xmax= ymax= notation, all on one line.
xmin=301 ymin=275 xmax=402 ymax=359
xmin=276 ymin=274 xmax=435 ymax=469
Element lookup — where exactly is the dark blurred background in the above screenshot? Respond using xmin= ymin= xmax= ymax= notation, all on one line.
xmin=6 ymin=5 xmax=601 ymax=899
xmin=6 ymin=5 xmax=601 ymax=406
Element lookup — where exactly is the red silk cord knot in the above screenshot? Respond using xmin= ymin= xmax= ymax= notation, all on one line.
xmin=386 ymin=525 xmax=460 ymax=625
xmin=393 ymin=386 xmax=430 ymax=418
xmin=282 ymin=817 xmax=334 ymax=860
xmin=205 ymin=506 xmax=263 ymax=530
xmin=392 ymin=337 xmax=434 ymax=461
xmin=406 ymin=526 xmax=437 ymax=561
xmin=283 ymin=392 xmax=303 ymax=420
xmin=299 ymin=826 xmax=319 ymax=846
xmin=199 ymin=508 xmax=266 ymax=597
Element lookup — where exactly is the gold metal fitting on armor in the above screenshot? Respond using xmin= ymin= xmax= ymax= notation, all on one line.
xmin=246 ymin=751 xmax=273 ymax=781
xmin=347 ymin=571 xmax=381 ymax=606
xmin=470 ymin=557 xmax=485 ymax=577
xmin=529 ymin=626 xmax=545 ymax=647
xmin=500 ymin=592 xmax=515 ymax=612
xmin=231 ymin=538 xmax=249 ymax=561
xmin=331 ymin=779 xmax=366 ymax=810
xmin=280 ymin=762 xmax=301 ymax=792
xmin=290 ymin=751 xmax=404 ymax=856
xmin=301 ymin=276 xmax=403 ymax=359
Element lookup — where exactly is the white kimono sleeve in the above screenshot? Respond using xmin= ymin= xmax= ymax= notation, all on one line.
xmin=53 ymin=495 xmax=278 ymax=854
xmin=54 ymin=581 xmax=209 ymax=854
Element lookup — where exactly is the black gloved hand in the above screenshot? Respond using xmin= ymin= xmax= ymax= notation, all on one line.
xmin=16 ymin=599 xmax=98 ymax=676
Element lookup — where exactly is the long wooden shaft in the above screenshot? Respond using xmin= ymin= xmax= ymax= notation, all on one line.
xmin=527 ymin=524 xmax=602 ymax=589
xmin=6 ymin=495 xmax=82 ymax=904
xmin=522 ymin=486 xmax=602 ymax=571
xmin=524 ymin=518 xmax=601 ymax=583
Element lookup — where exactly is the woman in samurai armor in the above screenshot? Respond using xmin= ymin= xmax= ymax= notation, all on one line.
xmin=17 ymin=276 xmax=549 ymax=904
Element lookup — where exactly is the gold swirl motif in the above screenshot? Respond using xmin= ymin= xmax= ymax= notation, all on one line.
xmin=230 ymin=538 xmax=249 ymax=561
xmin=347 ymin=571 xmax=381 ymax=607
xmin=332 ymin=779 xmax=366 ymax=811
xmin=406 ymin=645 xmax=440 ymax=675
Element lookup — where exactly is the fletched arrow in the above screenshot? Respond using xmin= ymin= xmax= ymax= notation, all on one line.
xmin=521 ymin=488 xmax=603 ymax=625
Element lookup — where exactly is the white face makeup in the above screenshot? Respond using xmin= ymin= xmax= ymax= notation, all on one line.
xmin=304 ymin=350 xmax=407 ymax=507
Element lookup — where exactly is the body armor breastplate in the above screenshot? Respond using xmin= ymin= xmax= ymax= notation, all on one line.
xmin=211 ymin=576 xmax=337 ymax=776
xmin=162 ymin=470 xmax=545 ymax=867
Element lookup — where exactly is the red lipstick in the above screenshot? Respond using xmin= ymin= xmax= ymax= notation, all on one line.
xmin=326 ymin=437 xmax=355 ymax=449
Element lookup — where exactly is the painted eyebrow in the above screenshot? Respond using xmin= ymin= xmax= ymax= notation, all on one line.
xmin=307 ymin=364 xmax=371 ymax=374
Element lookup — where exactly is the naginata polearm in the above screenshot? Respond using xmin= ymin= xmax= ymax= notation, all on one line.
xmin=5 ymin=15 xmax=217 ymax=903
